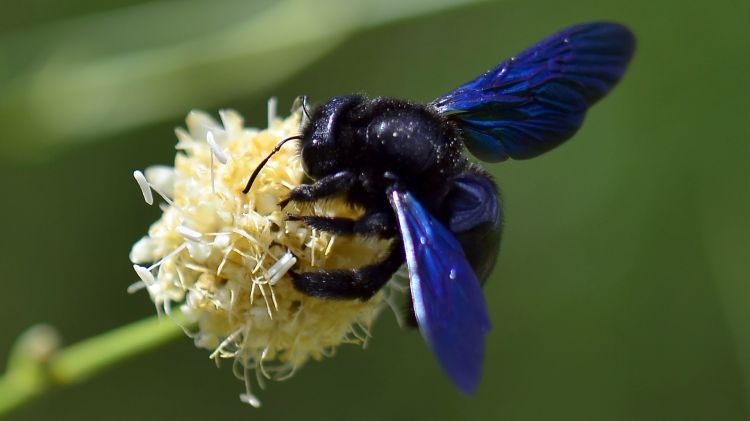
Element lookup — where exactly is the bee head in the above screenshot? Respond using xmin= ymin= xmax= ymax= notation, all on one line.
xmin=300 ymin=95 xmax=366 ymax=178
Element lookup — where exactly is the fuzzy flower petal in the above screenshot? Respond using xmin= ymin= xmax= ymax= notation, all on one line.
xmin=130 ymin=104 xmax=399 ymax=406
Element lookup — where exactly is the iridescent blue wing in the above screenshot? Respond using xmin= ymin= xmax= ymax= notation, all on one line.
xmin=388 ymin=187 xmax=491 ymax=394
xmin=432 ymin=22 xmax=635 ymax=162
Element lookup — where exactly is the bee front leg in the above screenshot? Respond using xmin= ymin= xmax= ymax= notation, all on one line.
xmin=279 ymin=170 xmax=356 ymax=208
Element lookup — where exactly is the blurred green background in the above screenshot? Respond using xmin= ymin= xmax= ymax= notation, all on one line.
xmin=1 ymin=0 xmax=749 ymax=419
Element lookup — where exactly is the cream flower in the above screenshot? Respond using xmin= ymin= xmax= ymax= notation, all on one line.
xmin=129 ymin=100 xmax=401 ymax=407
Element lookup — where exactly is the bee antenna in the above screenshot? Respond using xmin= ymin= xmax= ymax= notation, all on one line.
xmin=301 ymin=96 xmax=311 ymax=120
xmin=242 ymin=135 xmax=302 ymax=194
xmin=293 ymin=95 xmax=312 ymax=120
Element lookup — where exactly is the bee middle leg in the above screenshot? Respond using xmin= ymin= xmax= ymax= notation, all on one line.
xmin=291 ymin=242 xmax=404 ymax=300
xmin=287 ymin=210 xmax=396 ymax=238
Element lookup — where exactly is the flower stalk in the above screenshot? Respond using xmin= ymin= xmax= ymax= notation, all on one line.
xmin=0 ymin=311 xmax=189 ymax=416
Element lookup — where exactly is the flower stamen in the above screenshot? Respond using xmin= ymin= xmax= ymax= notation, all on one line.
xmin=206 ymin=131 xmax=229 ymax=165
xmin=210 ymin=327 xmax=244 ymax=360
xmin=147 ymin=243 xmax=187 ymax=272
xmin=133 ymin=170 xmax=154 ymax=205
xmin=130 ymin=108 xmax=399 ymax=406
xmin=265 ymin=251 xmax=296 ymax=286
xmin=267 ymin=97 xmax=277 ymax=128
xmin=176 ymin=225 xmax=203 ymax=241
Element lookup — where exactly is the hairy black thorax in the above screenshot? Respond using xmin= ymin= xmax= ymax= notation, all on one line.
xmin=300 ymin=95 xmax=468 ymax=213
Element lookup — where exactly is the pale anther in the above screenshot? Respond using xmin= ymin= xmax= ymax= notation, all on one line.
xmin=133 ymin=170 xmax=154 ymax=205
xmin=207 ymin=131 xmax=228 ymax=164
xmin=176 ymin=225 xmax=203 ymax=241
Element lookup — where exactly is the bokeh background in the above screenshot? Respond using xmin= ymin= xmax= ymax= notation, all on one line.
xmin=1 ymin=0 xmax=749 ymax=419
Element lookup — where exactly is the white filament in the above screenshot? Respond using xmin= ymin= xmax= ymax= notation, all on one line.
xmin=267 ymin=96 xmax=277 ymax=128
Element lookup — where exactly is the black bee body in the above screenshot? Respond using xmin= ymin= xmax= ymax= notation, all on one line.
xmin=247 ymin=22 xmax=635 ymax=393
xmin=303 ymin=96 xmax=464 ymax=211
xmin=286 ymin=95 xmax=502 ymax=300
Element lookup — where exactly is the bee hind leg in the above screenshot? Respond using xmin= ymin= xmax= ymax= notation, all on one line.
xmin=290 ymin=242 xmax=404 ymax=300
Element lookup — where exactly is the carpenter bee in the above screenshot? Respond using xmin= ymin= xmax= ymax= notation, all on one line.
xmin=244 ymin=22 xmax=635 ymax=394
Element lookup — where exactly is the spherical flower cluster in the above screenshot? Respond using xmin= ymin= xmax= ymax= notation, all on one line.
xmin=129 ymin=102 xmax=399 ymax=407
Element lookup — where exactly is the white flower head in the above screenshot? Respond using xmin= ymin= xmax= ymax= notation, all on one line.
xmin=129 ymin=102 xmax=397 ymax=407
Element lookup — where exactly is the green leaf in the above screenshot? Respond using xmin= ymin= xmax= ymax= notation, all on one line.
xmin=0 ymin=0 xmax=489 ymax=160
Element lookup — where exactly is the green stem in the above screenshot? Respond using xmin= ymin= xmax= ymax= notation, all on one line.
xmin=0 ymin=311 xmax=190 ymax=416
